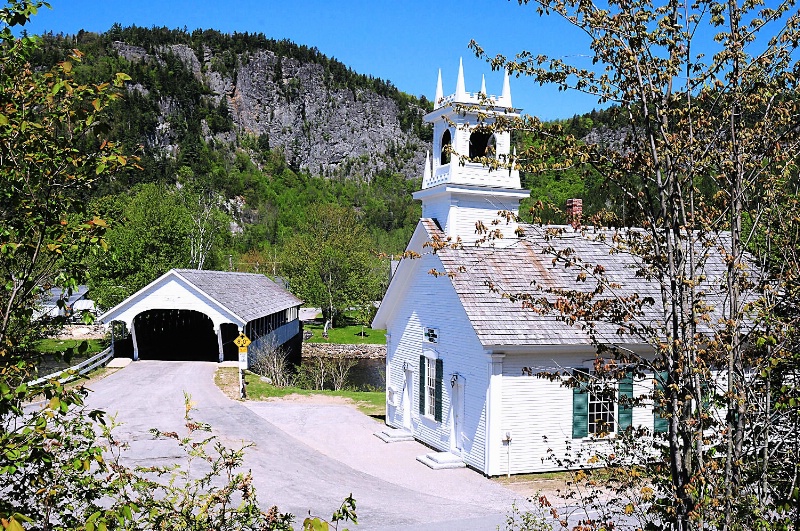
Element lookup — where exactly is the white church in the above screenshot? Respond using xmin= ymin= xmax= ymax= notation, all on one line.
xmin=372 ymin=61 xmax=729 ymax=475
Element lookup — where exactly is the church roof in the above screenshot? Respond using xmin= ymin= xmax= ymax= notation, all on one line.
xmin=418 ymin=219 xmax=740 ymax=348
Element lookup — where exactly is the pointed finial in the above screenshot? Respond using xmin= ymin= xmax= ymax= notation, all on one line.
xmin=423 ymin=151 xmax=431 ymax=185
xmin=480 ymin=75 xmax=487 ymax=95
xmin=455 ymin=57 xmax=466 ymax=101
xmin=501 ymin=69 xmax=512 ymax=107
xmin=435 ymin=69 xmax=443 ymax=108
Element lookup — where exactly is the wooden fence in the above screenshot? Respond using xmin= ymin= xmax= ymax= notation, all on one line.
xmin=28 ymin=347 xmax=114 ymax=387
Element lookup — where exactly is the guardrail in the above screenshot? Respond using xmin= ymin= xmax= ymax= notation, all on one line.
xmin=28 ymin=347 xmax=114 ymax=387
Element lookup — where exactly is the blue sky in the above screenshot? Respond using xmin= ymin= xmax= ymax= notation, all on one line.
xmin=17 ymin=0 xmax=603 ymax=120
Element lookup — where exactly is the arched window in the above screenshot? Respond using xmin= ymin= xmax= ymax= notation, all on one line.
xmin=487 ymin=134 xmax=498 ymax=157
xmin=469 ymin=131 xmax=492 ymax=159
xmin=440 ymin=130 xmax=452 ymax=165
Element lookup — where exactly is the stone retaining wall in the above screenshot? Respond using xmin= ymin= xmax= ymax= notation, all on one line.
xmin=301 ymin=343 xmax=385 ymax=359
xmin=56 ymin=324 xmax=106 ymax=340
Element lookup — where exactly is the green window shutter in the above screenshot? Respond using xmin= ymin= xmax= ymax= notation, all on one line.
xmin=654 ymin=371 xmax=669 ymax=434
xmin=434 ymin=358 xmax=443 ymax=422
xmin=700 ymin=379 xmax=711 ymax=411
xmin=572 ymin=368 xmax=589 ymax=439
xmin=419 ymin=356 xmax=426 ymax=415
xmin=618 ymin=371 xmax=634 ymax=431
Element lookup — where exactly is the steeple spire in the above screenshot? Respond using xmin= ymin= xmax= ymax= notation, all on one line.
xmin=500 ymin=69 xmax=512 ymax=107
xmin=415 ymin=61 xmax=527 ymax=245
xmin=455 ymin=57 xmax=466 ymax=101
xmin=435 ymin=69 xmax=443 ymax=107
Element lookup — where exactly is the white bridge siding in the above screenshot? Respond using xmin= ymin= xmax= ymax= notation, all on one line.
xmin=247 ymin=320 xmax=300 ymax=368
xmin=105 ymin=276 xmax=239 ymax=331
xmin=385 ymin=252 xmax=489 ymax=472
xmin=497 ymin=353 xmax=658 ymax=474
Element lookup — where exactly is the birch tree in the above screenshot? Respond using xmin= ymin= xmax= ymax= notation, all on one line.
xmin=469 ymin=0 xmax=800 ymax=528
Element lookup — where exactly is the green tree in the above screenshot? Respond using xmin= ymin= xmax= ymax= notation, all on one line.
xmin=88 ymin=184 xmax=193 ymax=309
xmin=282 ymin=204 xmax=383 ymax=327
xmin=0 ymin=2 xmax=130 ymax=352
xmin=0 ymin=1 xmax=134 ymax=527
xmin=0 ymin=6 xmax=352 ymax=529
xmin=471 ymin=0 xmax=800 ymax=529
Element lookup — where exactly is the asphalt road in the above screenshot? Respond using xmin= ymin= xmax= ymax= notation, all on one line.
xmin=84 ymin=360 xmax=526 ymax=530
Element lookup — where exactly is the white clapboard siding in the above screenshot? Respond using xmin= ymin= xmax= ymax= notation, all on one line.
xmin=104 ymin=276 xmax=239 ymax=330
xmin=419 ymin=193 xmax=521 ymax=246
xmin=498 ymin=352 xmax=661 ymax=474
xmin=385 ymin=251 xmax=489 ymax=472
xmin=450 ymin=195 xmax=520 ymax=244
xmin=247 ymin=320 xmax=300 ymax=367
xmin=500 ymin=354 xmax=578 ymax=474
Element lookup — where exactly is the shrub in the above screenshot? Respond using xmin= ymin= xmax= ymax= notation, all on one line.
xmin=249 ymin=339 xmax=293 ymax=387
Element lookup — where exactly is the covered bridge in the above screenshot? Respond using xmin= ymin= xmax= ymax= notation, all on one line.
xmin=99 ymin=269 xmax=302 ymax=365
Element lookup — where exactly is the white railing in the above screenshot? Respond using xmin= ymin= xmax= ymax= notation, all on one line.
xmin=424 ymin=165 xmax=452 ymax=188
xmin=436 ymin=92 xmax=500 ymax=109
xmin=28 ymin=347 xmax=114 ymax=387
xmin=425 ymin=163 xmax=519 ymax=190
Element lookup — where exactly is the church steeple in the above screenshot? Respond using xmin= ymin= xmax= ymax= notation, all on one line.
xmin=414 ymin=61 xmax=528 ymax=245
xmin=500 ymin=70 xmax=512 ymax=107
xmin=455 ymin=58 xmax=467 ymax=101
xmin=435 ymin=69 xmax=443 ymax=106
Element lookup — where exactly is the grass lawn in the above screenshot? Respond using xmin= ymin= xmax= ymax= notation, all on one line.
xmin=304 ymin=318 xmax=386 ymax=345
xmin=34 ymin=338 xmax=109 ymax=376
xmin=35 ymin=338 xmax=106 ymax=354
xmin=214 ymin=368 xmax=386 ymax=417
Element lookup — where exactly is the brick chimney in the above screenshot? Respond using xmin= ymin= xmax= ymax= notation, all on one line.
xmin=566 ymin=198 xmax=583 ymax=228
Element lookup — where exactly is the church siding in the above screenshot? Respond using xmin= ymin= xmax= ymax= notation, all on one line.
xmin=384 ymin=251 xmax=489 ymax=472
xmin=497 ymin=353 xmax=661 ymax=474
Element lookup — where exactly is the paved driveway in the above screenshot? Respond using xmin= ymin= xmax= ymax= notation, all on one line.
xmin=85 ymin=361 xmax=526 ymax=530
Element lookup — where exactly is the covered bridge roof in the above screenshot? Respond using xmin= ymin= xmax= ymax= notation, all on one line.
xmin=99 ymin=269 xmax=302 ymax=329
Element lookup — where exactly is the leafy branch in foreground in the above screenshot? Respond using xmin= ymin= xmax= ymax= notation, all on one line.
xmin=464 ymin=0 xmax=800 ymax=529
xmin=0 ymin=1 xmax=133 ymax=355
xmin=1 ymin=3 xmax=356 ymax=528
xmin=130 ymin=392 xmax=294 ymax=530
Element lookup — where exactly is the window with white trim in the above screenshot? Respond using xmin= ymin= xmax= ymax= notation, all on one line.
xmin=419 ymin=353 xmax=443 ymax=422
xmin=572 ymin=368 xmax=633 ymax=438
xmin=588 ymin=380 xmax=615 ymax=434
xmin=425 ymin=357 xmax=436 ymax=417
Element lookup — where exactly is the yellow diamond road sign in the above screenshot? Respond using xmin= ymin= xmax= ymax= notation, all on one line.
xmin=234 ymin=333 xmax=251 ymax=348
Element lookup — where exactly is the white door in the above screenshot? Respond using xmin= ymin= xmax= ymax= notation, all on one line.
xmin=451 ymin=378 xmax=463 ymax=452
xmin=403 ymin=368 xmax=413 ymax=430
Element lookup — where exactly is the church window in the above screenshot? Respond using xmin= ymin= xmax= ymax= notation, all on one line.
xmin=419 ymin=353 xmax=443 ymax=421
xmin=572 ymin=368 xmax=634 ymax=438
xmin=440 ymin=130 xmax=452 ymax=165
xmin=469 ymin=131 xmax=492 ymax=158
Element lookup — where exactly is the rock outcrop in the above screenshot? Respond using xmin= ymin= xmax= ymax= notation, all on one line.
xmin=112 ymin=41 xmax=429 ymax=180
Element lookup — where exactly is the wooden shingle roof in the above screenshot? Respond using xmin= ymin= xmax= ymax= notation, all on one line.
xmin=174 ymin=269 xmax=302 ymax=324
xmin=421 ymin=219 xmax=741 ymax=348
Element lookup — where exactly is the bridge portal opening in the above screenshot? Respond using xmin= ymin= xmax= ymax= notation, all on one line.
xmin=132 ymin=309 xmax=219 ymax=361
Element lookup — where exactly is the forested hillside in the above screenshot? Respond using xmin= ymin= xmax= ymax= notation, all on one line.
xmin=28 ymin=24 xmax=629 ymax=319
xmin=515 ymin=106 xmax=629 ymax=225
xmin=25 ymin=26 xmax=433 ymax=315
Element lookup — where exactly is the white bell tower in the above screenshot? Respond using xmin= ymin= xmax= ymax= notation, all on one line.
xmin=414 ymin=59 xmax=529 ymax=245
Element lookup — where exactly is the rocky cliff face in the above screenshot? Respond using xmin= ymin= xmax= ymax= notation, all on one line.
xmin=113 ymin=42 xmax=429 ymax=180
